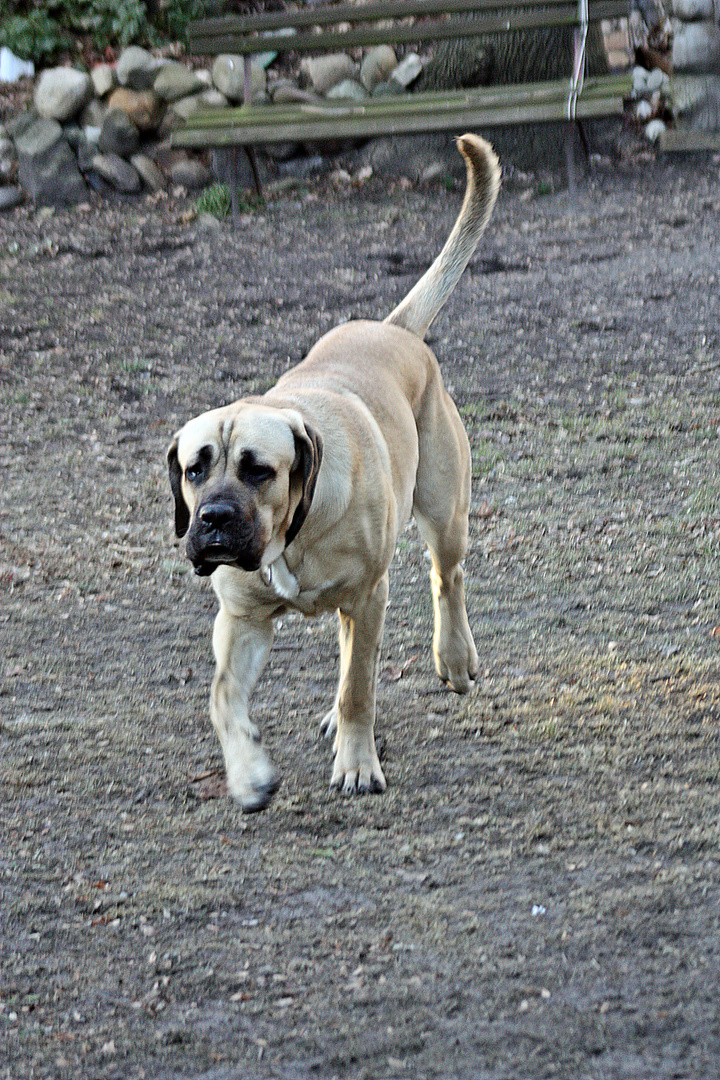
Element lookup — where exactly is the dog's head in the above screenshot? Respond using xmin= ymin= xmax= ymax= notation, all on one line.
xmin=167 ymin=403 xmax=323 ymax=577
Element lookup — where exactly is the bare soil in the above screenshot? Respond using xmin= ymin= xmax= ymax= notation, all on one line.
xmin=2 ymin=150 xmax=720 ymax=1080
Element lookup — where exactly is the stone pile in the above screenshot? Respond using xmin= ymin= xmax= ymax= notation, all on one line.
xmin=669 ymin=0 xmax=720 ymax=132
xmin=630 ymin=64 xmax=671 ymax=143
xmin=0 ymin=43 xmax=422 ymax=211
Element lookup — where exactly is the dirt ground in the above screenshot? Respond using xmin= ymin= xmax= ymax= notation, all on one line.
xmin=2 ymin=142 xmax=720 ymax=1080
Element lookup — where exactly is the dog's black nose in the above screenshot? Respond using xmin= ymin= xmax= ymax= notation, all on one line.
xmin=198 ymin=500 xmax=236 ymax=529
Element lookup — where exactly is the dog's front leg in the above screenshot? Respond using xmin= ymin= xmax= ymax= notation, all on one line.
xmin=211 ymin=602 xmax=279 ymax=812
xmin=330 ymin=573 xmax=388 ymax=795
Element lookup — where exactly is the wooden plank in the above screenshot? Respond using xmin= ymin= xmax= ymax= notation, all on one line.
xmin=188 ymin=0 xmax=627 ymax=41
xmin=172 ymin=75 xmax=631 ymax=135
xmin=191 ymin=12 xmax=573 ymax=55
xmin=189 ymin=3 xmax=628 ymax=55
xmin=659 ymin=128 xmax=720 ymax=153
xmin=191 ymin=0 xmax=574 ymax=39
xmin=172 ymin=94 xmax=625 ymax=148
xmin=195 ymin=9 xmax=610 ymax=55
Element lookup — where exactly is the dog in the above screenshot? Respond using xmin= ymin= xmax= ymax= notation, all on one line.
xmin=168 ymin=134 xmax=501 ymax=811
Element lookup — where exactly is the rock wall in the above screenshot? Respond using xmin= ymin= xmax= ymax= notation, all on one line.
xmin=0 ymin=43 xmax=423 ymax=211
xmin=670 ymin=0 xmax=720 ymax=131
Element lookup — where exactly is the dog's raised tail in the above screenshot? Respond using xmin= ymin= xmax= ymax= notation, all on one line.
xmin=384 ymin=134 xmax=500 ymax=340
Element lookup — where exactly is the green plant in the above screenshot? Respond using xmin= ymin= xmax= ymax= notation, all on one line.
xmin=67 ymin=0 xmax=155 ymax=50
xmin=160 ymin=0 xmax=207 ymax=41
xmin=0 ymin=9 xmax=70 ymax=64
xmin=195 ymin=182 xmax=265 ymax=220
xmin=0 ymin=0 xmax=164 ymax=64
xmin=195 ymin=183 xmax=232 ymax=218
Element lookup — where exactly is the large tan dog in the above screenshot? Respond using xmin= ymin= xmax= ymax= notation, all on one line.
xmin=168 ymin=134 xmax=501 ymax=811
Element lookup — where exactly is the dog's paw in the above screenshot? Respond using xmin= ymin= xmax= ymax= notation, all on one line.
xmin=435 ymin=643 xmax=478 ymax=695
xmin=434 ymin=624 xmax=479 ymax=695
xmin=225 ymin=745 xmax=280 ymax=813
xmin=330 ymin=727 xmax=386 ymax=796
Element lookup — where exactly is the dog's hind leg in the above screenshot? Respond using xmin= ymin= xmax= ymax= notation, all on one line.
xmin=413 ymin=389 xmax=479 ymax=695
xmin=210 ymin=603 xmax=280 ymax=812
xmin=329 ymin=574 xmax=389 ymax=795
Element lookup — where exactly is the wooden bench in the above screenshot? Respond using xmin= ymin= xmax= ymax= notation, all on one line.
xmin=173 ymin=0 xmax=632 ymax=212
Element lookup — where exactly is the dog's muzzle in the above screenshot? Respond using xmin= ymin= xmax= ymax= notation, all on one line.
xmin=186 ymin=497 xmax=263 ymax=576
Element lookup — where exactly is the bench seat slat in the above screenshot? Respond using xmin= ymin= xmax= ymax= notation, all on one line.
xmin=173 ymin=97 xmax=626 ymax=147
xmin=173 ymin=74 xmax=632 ymax=132
xmin=171 ymin=75 xmax=630 ymax=148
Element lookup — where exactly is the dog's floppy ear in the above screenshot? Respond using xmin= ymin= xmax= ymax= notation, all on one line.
xmin=167 ymin=436 xmax=190 ymax=538
xmin=285 ymin=414 xmax=323 ymax=547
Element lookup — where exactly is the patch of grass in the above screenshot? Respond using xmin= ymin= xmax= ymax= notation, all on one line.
xmin=195 ymin=183 xmax=233 ymax=219
xmin=195 ymin=184 xmax=264 ymax=220
xmin=471 ymin=438 xmax=504 ymax=479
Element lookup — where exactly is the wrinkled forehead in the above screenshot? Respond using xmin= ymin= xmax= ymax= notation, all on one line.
xmin=176 ymin=404 xmax=296 ymax=468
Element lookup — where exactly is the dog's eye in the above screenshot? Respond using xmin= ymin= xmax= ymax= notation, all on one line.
xmin=185 ymin=461 xmax=205 ymax=483
xmin=244 ymin=462 xmax=276 ymax=485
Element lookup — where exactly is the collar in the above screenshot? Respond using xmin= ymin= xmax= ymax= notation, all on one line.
xmin=259 ymin=555 xmax=300 ymax=600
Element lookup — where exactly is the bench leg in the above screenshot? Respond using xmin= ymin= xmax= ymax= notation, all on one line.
xmin=565 ymin=121 xmax=579 ymax=197
xmin=225 ymin=147 xmax=262 ymax=230
xmin=244 ymin=147 xmax=263 ymax=201
xmin=565 ymin=120 xmax=592 ymax=195
xmin=576 ymin=120 xmax=590 ymax=165
xmin=228 ymin=148 xmax=242 ymax=230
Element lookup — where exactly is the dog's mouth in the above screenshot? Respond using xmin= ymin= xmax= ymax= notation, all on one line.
xmin=190 ymin=543 xmax=262 ymax=577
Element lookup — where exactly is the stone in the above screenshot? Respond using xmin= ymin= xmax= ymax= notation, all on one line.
xmin=91 ymin=152 xmax=142 ymax=193
xmin=116 ymin=46 xmax=160 ymax=90
xmin=98 ymin=110 xmax=140 ymax=157
xmin=34 ymin=68 xmax=92 ymax=122
xmin=0 ymin=135 xmax=15 ymax=178
xmin=360 ymin=45 xmax=397 ymax=92
xmin=391 ymin=53 xmax=423 ymax=89
xmin=76 ymin=131 xmax=99 ymax=173
xmin=195 ymin=88 xmax=228 ymax=110
xmin=130 ymin=153 xmax=166 ymax=191
xmin=197 ymin=211 xmax=222 ymax=229
xmin=632 ymin=66 xmax=649 ymax=94
xmin=6 ymin=111 xmax=37 ymax=140
xmin=153 ymin=62 xmax=205 ymax=102
xmin=80 ymin=98 xmax=106 ymax=128
xmin=212 ymin=55 xmax=266 ymax=102
xmin=672 ymin=20 xmax=720 ymax=74
xmin=326 ymin=79 xmax=368 ymax=102
xmin=13 ymin=114 xmax=60 ymax=159
xmin=671 ymin=0 xmax=716 ymax=18
xmin=646 ymin=68 xmax=669 ymax=93
xmin=672 ymin=73 xmax=720 ymax=131
xmin=106 ymin=88 xmax=164 ymax=131
xmin=91 ymin=63 xmax=116 ymax=98
xmin=166 ymin=156 xmax=213 ymax=190
xmin=157 ymin=90 xmax=228 ymax=138
xmin=14 ymin=118 xmax=87 ymax=205
xmin=373 ymin=79 xmax=405 ymax=98
xmin=0 ymin=185 xmax=23 ymax=211
xmin=272 ymin=81 xmax=322 ymax=105
xmin=645 ymin=118 xmax=667 ymax=141
xmin=161 ymin=95 xmax=202 ymax=132
xmin=300 ymin=53 xmax=357 ymax=95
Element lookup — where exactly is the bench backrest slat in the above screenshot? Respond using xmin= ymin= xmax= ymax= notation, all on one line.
xmin=190 ymin=0 xmax=580 ymax=40
xmin=189 ymin=1 xmax=629 ymax=56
